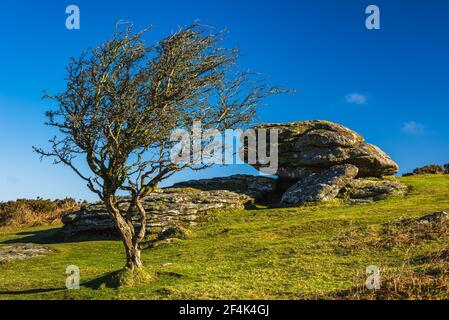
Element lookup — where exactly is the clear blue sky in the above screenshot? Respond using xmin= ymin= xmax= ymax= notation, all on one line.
xmin=1 ymin=0 xmax=448 ymax=201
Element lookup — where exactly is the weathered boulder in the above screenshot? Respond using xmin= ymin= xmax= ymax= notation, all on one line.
xmin=62 ymin=189 xmax=251 ymax=236
xmin=281 ymin=164 xmax=359 ymax=205
xmin=338 ymin=178 xmax=408 ymax=204
xmin=417 ymin=212 xmax=448 ymax=225
xmin=251 ymin=120 xmax=399 ymax=179
xmin=171 ymin=174 xmax=277 ymax=199
xmin=0 ymin=244 xmax=52 ymax=263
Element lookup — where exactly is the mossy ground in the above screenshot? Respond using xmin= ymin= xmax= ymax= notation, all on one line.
xmin=0 ymin=175 xmax=448 ymax=300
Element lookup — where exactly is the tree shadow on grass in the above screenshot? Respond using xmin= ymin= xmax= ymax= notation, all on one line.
xmin=1 ymin=227 xmax=120 ymax=245
xmin=0 ymin=271 xmax=126 ymax=296
xmin=0 ymin=272 xmax=124 ymax=296
xmin=0 ymin=287 xmax=66 ymax=295
xmin=81 ymin=270 xmax=124 ymax=290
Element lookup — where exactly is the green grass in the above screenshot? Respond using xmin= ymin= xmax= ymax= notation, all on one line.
xmin=0 ymin=175 xmax=449 ymax=300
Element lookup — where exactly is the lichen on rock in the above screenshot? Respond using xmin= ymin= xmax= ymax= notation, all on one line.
xmin=338 ymin=177 xmax=409 ymax=204
xmin=171 ymin=174 xmax=278 ymax=199
xmin=281 ymin=164 xmax=359 ymax=205
xmin=250 ymin=120 xmax=399 ymax=179
xmin=0 ymin=244 xmax=53 ymax=263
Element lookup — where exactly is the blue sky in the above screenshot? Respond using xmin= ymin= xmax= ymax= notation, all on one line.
xmin=1 ymin=0 xmax=448 ymax=201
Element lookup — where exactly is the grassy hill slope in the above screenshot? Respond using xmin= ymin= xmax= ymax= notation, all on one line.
xmin=0 ymin=175 xmax=448 ymax=300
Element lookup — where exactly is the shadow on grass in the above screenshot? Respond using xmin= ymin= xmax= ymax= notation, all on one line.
xmin=83 ymin=268 xmax=153 ymax=289
xmin=0 ymin=271 xmax=125 ymax=296
xmin=1 ymin=228 xmax=120 ymax=245
xmin=0 ymin=287 xmax=66 ymax=295
xmin=82 ymin=270 xmax=123 ymax=289
xmin=0 ymin=275 xmax=122 ymax=296
xmin=0 ymin=271 xmax=129 ymax=296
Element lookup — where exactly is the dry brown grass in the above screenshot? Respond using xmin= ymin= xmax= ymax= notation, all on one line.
xmin=0 ymin=198 xmax=79 ymax=228
xmin=330 ymin=213 xmax=449 ymax=299
xmin=333 ymin=213 xmax=449 ymax=254
xmin=330 ymin=248 xmax=449 ymax=300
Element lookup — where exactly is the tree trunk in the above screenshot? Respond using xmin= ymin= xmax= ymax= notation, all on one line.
xmin=124 ymin=243 xmax=142 ymax=270
xmin=104 ymin=196 xmax=143 ymax=271
xmin=125 ymin=196 xmax=147 ymax=270
xmin=133 ymin=196 xmax=147 ymax=245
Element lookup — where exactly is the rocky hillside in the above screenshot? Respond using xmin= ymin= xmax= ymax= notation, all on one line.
xmin=61 ymin=120 xmax=407 ymax=238
xmin=1 ymin=174 xmax=448 ymax=300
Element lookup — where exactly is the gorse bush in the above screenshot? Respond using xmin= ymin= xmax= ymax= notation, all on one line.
xmin=403 ymin=163 xmax=449 ymax=176
xmin=0 ymin=198 xmax=79 ymax=227
xmin=413 ymin=165 xmax=444 ymax=175
xmin=444 ymin=163 xmax=449 ymax=174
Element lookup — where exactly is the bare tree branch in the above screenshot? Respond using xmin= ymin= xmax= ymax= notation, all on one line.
xmin=34 ymin=23 xmax=288 ymax=274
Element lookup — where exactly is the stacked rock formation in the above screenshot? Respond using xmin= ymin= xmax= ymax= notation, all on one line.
xmin=173 ymin=121 xmax=403 ymax=204
xmin=244 ymin=120 xmax=404 ymax=205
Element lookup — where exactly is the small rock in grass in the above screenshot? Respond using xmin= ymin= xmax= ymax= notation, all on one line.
xmin=0 ymin=244 xmax=52 ymax=263
xmin=157 ymin=226 xmax=191 ymax=241
xmin=418 ymin=212 xmax=448 ymax=224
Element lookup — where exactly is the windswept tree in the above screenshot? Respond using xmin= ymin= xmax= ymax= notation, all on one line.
xmin=35 ymin=23 xmax=284 ymax=282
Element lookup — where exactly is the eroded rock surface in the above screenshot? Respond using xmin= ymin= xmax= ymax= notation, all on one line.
xmin=251 ymin=120 xmax=399 ymax=179
xmin=171 ymin=174 xmax=277 ymax=199
xmin=62 ymin=189 xmax=251 ymax=235
xmin=0 ymin=244 xmax=52 ymax=263
xmin=338 ymin=178 xmax=408 ymax=204
xmin=418 ymin=212 xmax=449 ymax=225
xmin=281 ymin=164 xmax=359 ymax=205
